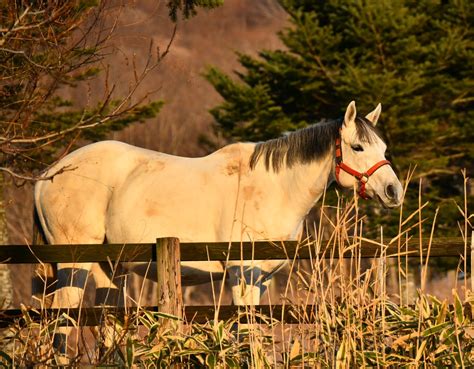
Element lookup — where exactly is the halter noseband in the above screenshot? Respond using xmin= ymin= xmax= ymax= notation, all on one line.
xmin=335 ymin=130 xmax=391 ymax=199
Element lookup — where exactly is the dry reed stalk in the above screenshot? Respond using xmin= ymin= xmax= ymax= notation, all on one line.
xmin=2 ymin=182 xmax=474 ymax=367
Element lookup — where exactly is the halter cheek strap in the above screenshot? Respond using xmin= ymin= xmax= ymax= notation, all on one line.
xmin=335 ymin=132 xmax=391 ymax=199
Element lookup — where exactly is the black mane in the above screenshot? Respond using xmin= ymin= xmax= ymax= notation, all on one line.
xmin=249 ymin=117 xmax=382 ymax=172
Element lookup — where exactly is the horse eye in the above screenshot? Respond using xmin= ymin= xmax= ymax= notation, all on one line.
xmin=351 ymin=144 xmax=364 ymax=152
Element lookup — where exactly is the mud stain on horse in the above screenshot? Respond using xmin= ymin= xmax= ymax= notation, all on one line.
xmin=219 ymin=144 xmax=246 ymax=176
xmin=308 ymin=188 xmax=319 ymax=198
xmin=144 ymin=200 xmax=160 ymax=217
xmin=243 ymin=185 xmax=255 ymax=201
xmin=145 ymin=208 xmax=159 ymax=217
xmin=253 ymin=200 xmax=261 ymax=211
xmin=225 ymin=161 xmax=241 ymax=176
xmin=132 ymin=158 xmax=167 ymax=177
xmin=144 ymin=160 xmax=166 ymax=172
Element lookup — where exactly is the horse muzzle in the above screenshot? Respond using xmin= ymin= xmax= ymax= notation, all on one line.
xmin=377 ymin=181 xmax=403 ymax=208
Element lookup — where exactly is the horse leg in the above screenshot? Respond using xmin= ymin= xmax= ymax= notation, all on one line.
xmin=91 ymin=262 xmax=124 ymax=359
xmin=227 ymin=260 xmax=287 ymax=337
xmin=51 ymin=262 xmax=93 ymax=361
xmin=228 ymin=260 xmax=286 ymax=306
xmin=225 ymin=262 xmax=267 ymax=340
xmin=44 ymin=227 xmax=105 ymax=361
xmin=31 ymin=207 xmax=57 ymax=308
xmin=92 ymin=263 xmax=124 ymax=306
xmin=32 ymin=263 xmax=57 ymax=308
xmin=228 ymin=263 xmax=265 ymax=306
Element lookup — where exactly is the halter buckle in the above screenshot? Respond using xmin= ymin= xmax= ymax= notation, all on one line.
xmin=359 ymin=173 xmax=369 ymax=184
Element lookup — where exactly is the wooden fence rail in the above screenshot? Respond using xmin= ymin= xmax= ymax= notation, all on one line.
xmin=2 ymin=303 xmax=471 ymax=329
xmin=0 ymin=236 xmax=472 ymax=327
xmin=0 ymin=305 xmax=315 ymax=328
xmin=0 ymin=237 xmax=469 ymax=263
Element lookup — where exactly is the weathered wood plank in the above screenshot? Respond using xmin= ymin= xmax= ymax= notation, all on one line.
xmin=184 ymin=305 xmax=316 ymax=324
xmin=0 ymin=307 xmax=136 ymax=328
xmin=0 ymin=237 xmax=469 ymax=264
xmin=0 ymin=303 xmax=471 ymax=327
xmin=156 ymin=238 xmax=183 ymax=321
xmin=179 ymin=237 xmax=469 ymax=260
xmin=0 ymin=244 xmax=154 ymax=263
xmin=0 ymin=305 xmax=344 ymax=326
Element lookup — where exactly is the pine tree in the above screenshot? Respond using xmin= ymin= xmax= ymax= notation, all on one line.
xmin=205 ymin=0 xmax=473 ymax=237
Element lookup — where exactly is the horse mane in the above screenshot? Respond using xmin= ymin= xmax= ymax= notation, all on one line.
xmin=249 ymin=116 xmax=383 ymax=172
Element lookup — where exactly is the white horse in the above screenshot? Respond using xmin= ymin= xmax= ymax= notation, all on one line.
xmin=34 ymin=101 xmax=402 ymax=352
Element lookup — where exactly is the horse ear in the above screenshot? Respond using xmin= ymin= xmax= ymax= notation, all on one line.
xmin=343 ymin=101 xmax=357 ymax=128
xmin=365 ymin=103 xmax=382 ymax=126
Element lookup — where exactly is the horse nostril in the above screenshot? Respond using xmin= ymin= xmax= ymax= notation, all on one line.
xmin=385 ymin=184 xmax=397 ymax=200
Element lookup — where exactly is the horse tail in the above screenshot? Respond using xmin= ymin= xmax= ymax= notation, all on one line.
xmin=31 ymin=205 xmax=56 ymax=308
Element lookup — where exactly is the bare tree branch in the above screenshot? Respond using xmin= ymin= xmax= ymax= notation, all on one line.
xmin=0 ymin=1 xmax=175 ymax=181
xmin=0 ymin=164 xmax=75 ymax=184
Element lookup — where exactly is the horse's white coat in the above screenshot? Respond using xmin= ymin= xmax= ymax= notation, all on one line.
xmin=34 ymin=102 xmax=402 ymax=309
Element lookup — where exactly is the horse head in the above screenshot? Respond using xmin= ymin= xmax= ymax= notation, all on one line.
xmin=335 ymin=101 xmax=403 ymax=208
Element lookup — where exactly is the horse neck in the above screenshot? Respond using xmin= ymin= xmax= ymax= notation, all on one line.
xmin=274 ymin=151 xmax=335 ymax=218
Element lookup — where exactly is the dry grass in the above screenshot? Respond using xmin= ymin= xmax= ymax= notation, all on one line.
xmin=1 ymin=177 xmax=473 ymax=367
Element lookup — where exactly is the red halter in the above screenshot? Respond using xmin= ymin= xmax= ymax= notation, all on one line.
xmin=335 ymin=131 xmax=391 ymax=199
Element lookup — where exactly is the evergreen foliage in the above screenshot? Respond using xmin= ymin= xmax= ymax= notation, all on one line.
xmin=205 ymin=0 xmax=473 ymax=237
xmin=167 ymin=0 xmax=224 ymax=22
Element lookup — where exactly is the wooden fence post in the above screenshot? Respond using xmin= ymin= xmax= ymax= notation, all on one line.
xmin=156 ymin=237 xmax=183 ymax=320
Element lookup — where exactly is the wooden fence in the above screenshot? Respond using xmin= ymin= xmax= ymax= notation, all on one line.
xmin=0 ymin=236 xmax=472 ymax=327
